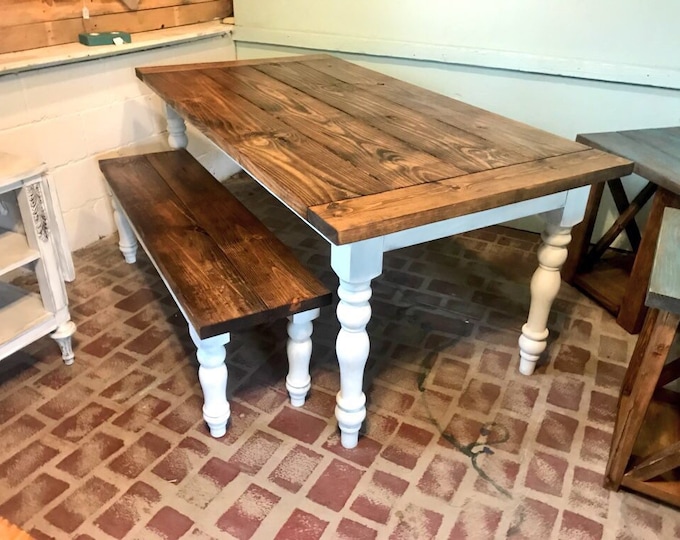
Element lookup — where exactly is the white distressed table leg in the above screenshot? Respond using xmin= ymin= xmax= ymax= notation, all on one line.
xmin=166 ymin=104 xmax=188 ymax=149
xmin=331 ymin=239 xmax=383 ymax=449
xmin=189 ymin=326 xmax=230 ymax=438
xmin=51 ymin=320 xmax=77 ymax=365
xmin=519 ymin=186 xmax=590 ymax=375
xmin=109 ymin=192 xmax=137 ymax=263
xmin=286 ymin=308 xmax=321 ymax=407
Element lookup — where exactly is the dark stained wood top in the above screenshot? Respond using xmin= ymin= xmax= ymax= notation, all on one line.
xmin=647 ymin=207 xmax=680 ymax=314
xmin=137 ymin=54 xmax=633 ymax=245
xmin=100 ymin=150 xmax=332 ymax=339
xmin=577 ymin=127 xmax=680 ymax=195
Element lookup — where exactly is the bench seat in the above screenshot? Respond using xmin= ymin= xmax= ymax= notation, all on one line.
xmin=99 ymin=149 xmax=332 ymax=437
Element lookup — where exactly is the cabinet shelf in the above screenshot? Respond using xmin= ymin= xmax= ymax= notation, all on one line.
xmin=0 ymin=282 xmax=53 ymax=351
xmin=0 ymin=229 xmax=40 ymax=277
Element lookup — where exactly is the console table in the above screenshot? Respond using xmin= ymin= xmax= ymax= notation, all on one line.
xmin=0 ymin=153 xmax=76 ymax=364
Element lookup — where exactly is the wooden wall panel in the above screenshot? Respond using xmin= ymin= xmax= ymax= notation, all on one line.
xmin=0 ymin=0 xmax=233 ymax=54
xmin=2 ymin=1 xmax=217 ymax=27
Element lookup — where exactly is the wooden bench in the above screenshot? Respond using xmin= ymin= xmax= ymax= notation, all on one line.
xmin=605 ymin=206 xmax=680 ymax=507
xmin=99 ymin=149 xmax=332 ymax=437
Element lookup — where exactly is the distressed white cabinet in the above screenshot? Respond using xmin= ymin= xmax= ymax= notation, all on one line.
xmin=0 ymin=152 xmax=76 ymax=364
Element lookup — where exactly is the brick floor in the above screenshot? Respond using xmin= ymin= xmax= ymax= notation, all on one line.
xmin=1 ymin=172 xmax=679 ymax=539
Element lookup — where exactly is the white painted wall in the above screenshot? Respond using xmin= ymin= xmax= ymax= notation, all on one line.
xmin=234 ymin=0 xmax=680 ymax=89
xmin=0 ymin=35 xmax=239 ymax=251
xmin=233 ymin=1 xmax=680 ymax=244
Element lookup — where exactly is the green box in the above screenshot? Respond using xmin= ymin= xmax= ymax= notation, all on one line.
xmin=78 ymin=31 xmax=132 ymax=46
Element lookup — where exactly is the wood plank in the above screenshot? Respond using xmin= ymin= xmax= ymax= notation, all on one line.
xmin=562 ymin=181 xmax=606 ymax=282
xmin=255 ymin=61 xmax=529 ymax=174
xmin=608 ymin=178 xmax=642 ymax=250
xmin=605 ymin=309 xmax=680 ymax=489
xmin=136 ymin=54 xmax=330 ymax=75
xmin=658 ymin=357 xmax=680 ymax=388
xmin=145 ymin=150 xmax=330 ymax=317
xmin=0 ymin=1 xmax=230 ymax=54
xmin=583 ymin=182 xmax=656 ymax=268
xmin=141 ymin=69 xmax=395 ymax=214
xmin=0 ymin=0 xmax=223 ymax=27
xmin=201 ymin=66 xmax=468 ymax=187
xmin=618 ymin=188 xmax=680 ymax=333
xmin=308 ymin=149 xmax=633 ymax=244
xmin=303 ymin=56 xmax=587 ymax=160
xmin=101 ymin=151 xmax=330 ymax=338
xmin=571 ymin=253 xmax=631 ymax=315
xmin=628 ymin=440 xmax=680 ymax=481
xmin=647 ymin=207 xmax=680 ymax=313
xmin=620 ymin=476 xmax=680 ymax=508
xmin=577 ymin=128 xmax=680 ymax=195
xmin=101 ymin=154 xmax=266 ymax=336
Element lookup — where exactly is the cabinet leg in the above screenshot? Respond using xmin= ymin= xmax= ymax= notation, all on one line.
xmin=189 ymin=326 xmax=230 ymax=438
xmin=286 ymin=308 xmax=320 ymax=407
xmin=51 ymin=320 xmax=77 ymax=365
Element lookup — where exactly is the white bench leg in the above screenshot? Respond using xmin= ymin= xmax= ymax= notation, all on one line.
xmin=166 ymin=104 xmax=189 ymax=149
xmin=286 ymin=308 xmax=320 ymax=407
xmin=189 ymin=326 xmax=230 ymax=438
xmin=109 ymin=192 xmax=138 ymax=264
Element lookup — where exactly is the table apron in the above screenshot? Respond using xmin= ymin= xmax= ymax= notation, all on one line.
xmin=382 ymin=190 xmax=573 ymax=252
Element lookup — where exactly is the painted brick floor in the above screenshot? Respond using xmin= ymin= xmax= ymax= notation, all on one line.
xmin=1 ymin=173 xmax=679 ymax=539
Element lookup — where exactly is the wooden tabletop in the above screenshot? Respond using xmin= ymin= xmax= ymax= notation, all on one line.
xmin=577 ymin=127 xmax=680 ymax=196
xmin=137 ymin=54 xmax=633 ymax=245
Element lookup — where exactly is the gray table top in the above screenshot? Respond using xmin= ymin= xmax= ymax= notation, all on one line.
xmin=577 ymin=126 xmax=680 ymax=195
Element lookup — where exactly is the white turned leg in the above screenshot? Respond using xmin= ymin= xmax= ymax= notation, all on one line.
xmin=110 ymin=194 xmax=137 ymax=263
xmin=336 ymin=280 xmax=372 ymax=448
xmin=331 ymin=240 xmax=383 ymax=449
xmin=50 ymin=320 xmax=77 ymax=365
xmin=519 ymin=216 xmax=572 ymax=375
xmin=286 ymin=308 xmax=320 ymax=407
xmin=518 ymin=187 xmax=590 ymax=375
xmin=166 ymin=104 xmax=188 ymax=149
xmin=189 ymin=326 xmax=230 ymax=438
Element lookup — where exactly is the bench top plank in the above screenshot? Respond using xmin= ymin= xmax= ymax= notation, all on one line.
xmin=100 ymin=150 xmax=331 ymax=338
xmin=647 ymin=207 xmax=680 ymax=314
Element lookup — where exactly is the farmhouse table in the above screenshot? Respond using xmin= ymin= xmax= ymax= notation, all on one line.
xmin=136 ymin=54 xmax=632 ymax=448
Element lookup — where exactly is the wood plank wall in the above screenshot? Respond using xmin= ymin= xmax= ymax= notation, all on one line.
xmin=0 ymin=0 xmax=233 ymax=54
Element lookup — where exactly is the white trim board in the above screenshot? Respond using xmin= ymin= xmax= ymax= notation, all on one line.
xmin=234 ymin=27 xmax=680 ymax=91
xmin=1 ymin=21 xmax=233 ymax=77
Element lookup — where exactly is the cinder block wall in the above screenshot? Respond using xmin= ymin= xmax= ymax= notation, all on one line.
xmin=0 ymin=35 xmax=240 ymax=251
